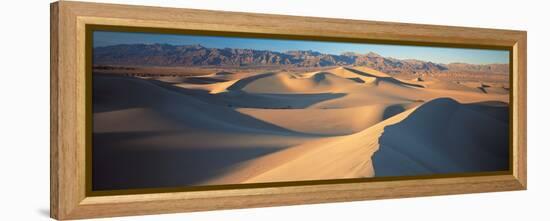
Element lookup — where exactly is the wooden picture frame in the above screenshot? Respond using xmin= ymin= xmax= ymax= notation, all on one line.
xmin=50 ymin=1 xmax=527 ymax=220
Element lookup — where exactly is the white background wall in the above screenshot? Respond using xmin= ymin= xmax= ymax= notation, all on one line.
xmin=0 ymin=0 xmax=548 ymax=220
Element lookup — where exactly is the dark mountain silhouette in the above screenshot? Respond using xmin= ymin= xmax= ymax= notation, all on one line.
xmin=93 ymin=43 xmax=508 ymax=74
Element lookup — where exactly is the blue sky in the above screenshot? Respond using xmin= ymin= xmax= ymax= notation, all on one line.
xmin=94 ymin=31 xmax=509 ymax=64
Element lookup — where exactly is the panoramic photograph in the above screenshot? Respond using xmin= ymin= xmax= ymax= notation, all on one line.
xmin=91 ymin=30 xmax=511 ymax=191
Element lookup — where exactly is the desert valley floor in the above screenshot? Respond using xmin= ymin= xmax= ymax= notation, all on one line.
xmin=92 ymin=66 xmax=510 ymax=190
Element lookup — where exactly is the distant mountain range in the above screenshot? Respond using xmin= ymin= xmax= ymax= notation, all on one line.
xmin=93 ymin=44 xmax=509 ymax=74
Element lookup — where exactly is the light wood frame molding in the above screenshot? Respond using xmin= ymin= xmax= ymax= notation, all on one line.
xmin=50 ymin=1 xmax=527 ymax=220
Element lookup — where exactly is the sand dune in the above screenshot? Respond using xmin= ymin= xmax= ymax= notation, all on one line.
xmin=416 ymin=78 xmax=481 ymax=92
xmin=93 ymin=66 xmax=510 ymax=190
xmin=173 ymin=79 xmax=239 ymax=94
xmin=94 ymin=76 xmax=312 ymax=135
xmin=227 ymin=71 xmax=365 ymax=94
xmin=93 ymin=75 xmax=323 ymax=189
xmin=206 ymin=98 xmax=508 ymax=184
xmin=237 ymin=104 xmax=389 ymax=135
xmin=372 ymin=98 xmax=509 ymax=176
xmin=301 ymin=67 xmax=378 ymax=84
xmin=208 ymin=106 xmax=419 ymax=184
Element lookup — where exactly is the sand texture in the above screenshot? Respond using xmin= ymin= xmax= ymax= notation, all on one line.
xmin=92 ymin=66 xmax=509 ymax=190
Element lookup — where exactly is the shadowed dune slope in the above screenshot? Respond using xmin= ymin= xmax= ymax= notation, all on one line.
xmin=372 ymin=98 xmax=509 ymax=177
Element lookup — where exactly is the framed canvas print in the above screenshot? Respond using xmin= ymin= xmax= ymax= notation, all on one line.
xmin=50 ymin=1 xmax=527 ymax=220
